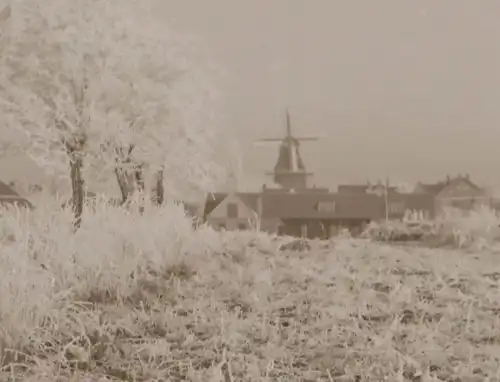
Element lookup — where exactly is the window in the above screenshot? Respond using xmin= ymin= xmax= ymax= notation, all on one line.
xmin=227 ymin=203 xmax=238 ymax=218
xmin=317 ymin=201 xmax=336 ymax=213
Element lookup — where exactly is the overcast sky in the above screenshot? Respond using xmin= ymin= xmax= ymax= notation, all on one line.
xmin=2 ymin=0 xmax=500 ymax=192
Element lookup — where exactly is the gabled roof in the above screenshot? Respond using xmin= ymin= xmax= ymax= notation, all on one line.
xmin=415 ymin=175 xmax=484 ymax=196
xmin=0 ymin=180 xmax=19 ymax=197
xmin=237 ymin=192 xmax=260 ymax=212
xmin=415 ymin=182 xmax=447 ymax=195
xmin=203 ymin=192 xmax=228 ymax=217
xmin=203 ymin=192 xmax=261 ymax=218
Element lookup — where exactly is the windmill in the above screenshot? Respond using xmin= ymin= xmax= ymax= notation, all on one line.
xmin=254 ymin=109 xmax=320 ymax=190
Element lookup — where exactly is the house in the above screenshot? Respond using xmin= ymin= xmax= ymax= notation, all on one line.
xmin=413 ymin=174 xmax=487 ymax=213
xmin=0 ymin=180 xmax=33 ymax=210
xmin=203 ymin=191 xmax=279 ymax=232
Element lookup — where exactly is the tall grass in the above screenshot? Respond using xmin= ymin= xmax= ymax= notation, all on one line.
xmin=1 ymin=199 xmax=500 ymax=379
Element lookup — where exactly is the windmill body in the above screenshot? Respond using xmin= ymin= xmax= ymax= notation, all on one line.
xmin=255 ymin=110 xmax=318 ymax=191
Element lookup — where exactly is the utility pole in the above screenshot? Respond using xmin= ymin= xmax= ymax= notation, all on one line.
xmin=384 ymin=177 xmax=389 ymax=221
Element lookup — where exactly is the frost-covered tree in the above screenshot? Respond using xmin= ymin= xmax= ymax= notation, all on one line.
xmin=0 ymin=0 xmax=225 ymax=226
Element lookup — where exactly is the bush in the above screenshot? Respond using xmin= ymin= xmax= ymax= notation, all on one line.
xmin=434 ymin=206 xmax=500 ymax=250
xmin=361 ymin=220 xmax=436 ymax=243
xmin=362 ymin=206 xmax=500 ymax=251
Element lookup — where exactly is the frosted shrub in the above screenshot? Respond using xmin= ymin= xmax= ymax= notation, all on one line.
xmin=436 ymin=206 xmax=500 ymax=249
xmin=0 ymin=198 xmax=205 ymax=355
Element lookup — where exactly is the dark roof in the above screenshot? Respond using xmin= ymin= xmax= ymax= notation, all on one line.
xmin=338 ymin=184 xmax=398 ymax=194
xmin=263 ymin=187 xmax=330 ymax=194
xmin=415 ymin=182 xmax=447 ymax=195
xmin=203 ymin=192 xmax=228 ymax=217
xmin=261 ymin=193 xmax=383 ymax=220
xmin=203 ymin=192 xmax=261 ymax=217
xmin=337 ymin=185 xmax=369 ymax=193
xmin=237 ymin=193 xmax=260 ymax=211
xmin=0 ymin=180 xmax=20 ymax=197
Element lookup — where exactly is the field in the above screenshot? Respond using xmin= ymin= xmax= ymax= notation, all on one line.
xmin=1 ymin=202 xmax=500 ymax=381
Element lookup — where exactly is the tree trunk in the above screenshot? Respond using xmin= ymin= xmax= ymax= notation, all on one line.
xmin=69 ymin=154 xmax=84 ymax=229
xmin=134 ymin=163 xmax=145 ymax=214
xmin=153 ymin=166 xmax=164 ymax=206
xmin=114 ymin=168 xmax=131 ymax=205
xmin=113 ymin=144 xmax=135 ymax=206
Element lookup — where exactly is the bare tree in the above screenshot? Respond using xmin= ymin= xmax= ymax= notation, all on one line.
xmin=0 ymin=0 xmax=226 ymax=226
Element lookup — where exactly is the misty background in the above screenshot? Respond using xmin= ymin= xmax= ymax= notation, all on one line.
xmin=2 ymin=0 xmax=499 ymax=195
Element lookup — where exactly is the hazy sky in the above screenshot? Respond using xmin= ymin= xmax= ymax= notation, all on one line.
xmin=158 ymin=0 xmax=500 ymax=190
xmin=2 ymin=0 xmax=500 ymax=192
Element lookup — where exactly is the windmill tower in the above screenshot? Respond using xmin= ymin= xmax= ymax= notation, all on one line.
xmin=255 ymin=110 xmax=319 ymax=191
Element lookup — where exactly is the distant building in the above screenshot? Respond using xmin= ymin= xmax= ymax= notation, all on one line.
xmin=203 ymin=112 xmax=436 ymax=238
xmin=413 ymin=174 xmax=487 ymax=213
xmin=203 ymin=192 xmax=266 ymax=231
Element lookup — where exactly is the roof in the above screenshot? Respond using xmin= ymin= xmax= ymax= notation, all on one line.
xmin=338 ymin=184 xmax=398 ymax=194
xmin=261 ymin=193 xmax=383 ymax=220
xmin=203 ymin=192 xmax=262 ymax=217
xmin=203 ymin=192 xmax=228 ymax=217
xmin=237 ymin=193 xmax=260 ymax=211
xmin=416 ymin=182 xmax=446 ymax=195
xmin=415 ymin=175 xmax=484 ymax=196
xmin=263 ymin=186 xmax=330 ymax=194
xmin=337 ymin=185 xmax=369 ymax=194
xmin=0 ymin=180 xmax=20 ymax=197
